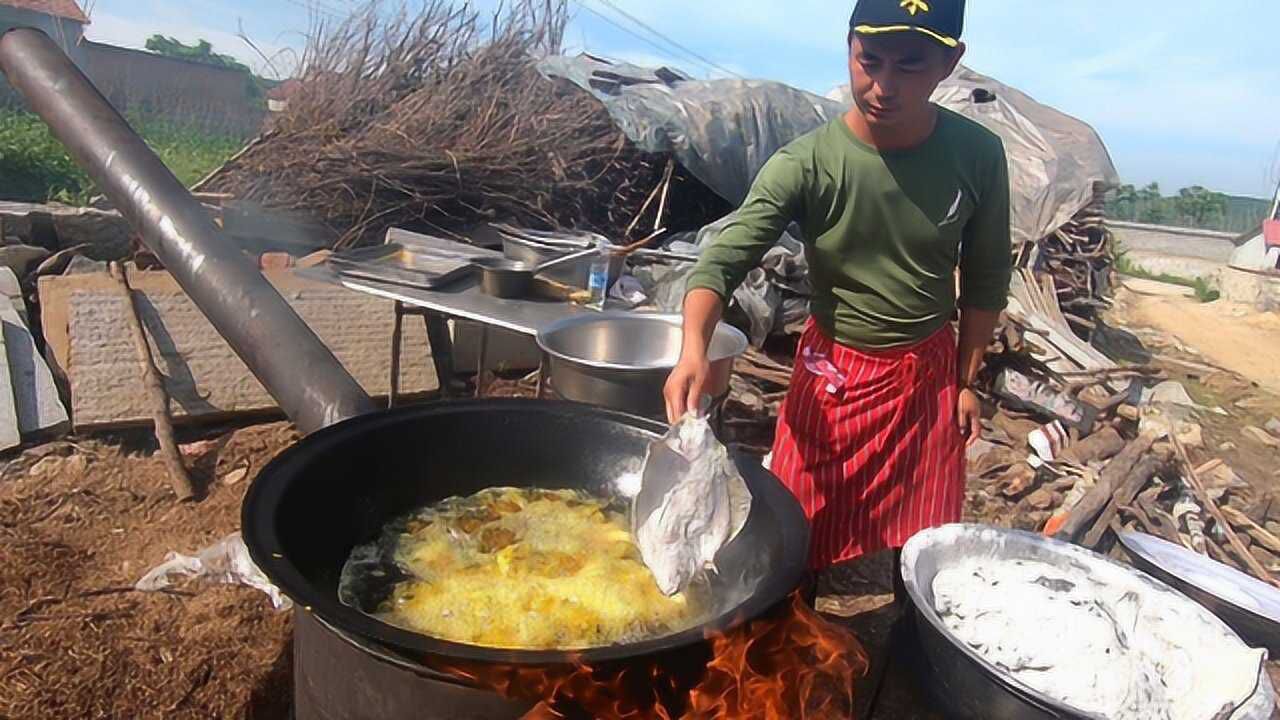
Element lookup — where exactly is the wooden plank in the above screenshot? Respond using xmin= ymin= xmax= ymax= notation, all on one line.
xmin=1172 ymin=435 xmax=1280 ymax=589
xmin=0 ymin=294 xmax=67 ymax=438
xmin=1140 ymin=499 xmax=1192 ymax=549
xmin=1126 ymin=499 xmax=1183 ymax=547
xmin=1053 ymin=432 xmax=1158 ymax=543
xmin=1081 ymin=454 xmax=1164 ymax=549
xmin=1010 ymin=270 xmax=1118 ymax=374
xmin=40 ymin=269 xmax=437 ymax=431
xmin=1058 ymin=427 xmax=1125 ymax=466
xmin=1221 ymin=505 xmax=1280 ymax=556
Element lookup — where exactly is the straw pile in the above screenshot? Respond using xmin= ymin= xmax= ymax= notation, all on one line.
xmin=204 ymin=1 xmax=719 ymax=247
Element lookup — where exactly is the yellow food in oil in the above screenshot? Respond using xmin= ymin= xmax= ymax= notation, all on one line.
xmin=380 ymin=487 xmax=698 ymax=650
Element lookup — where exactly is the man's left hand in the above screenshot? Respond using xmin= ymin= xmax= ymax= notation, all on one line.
xmin=956 ymin=387 xmax=983 ymax=447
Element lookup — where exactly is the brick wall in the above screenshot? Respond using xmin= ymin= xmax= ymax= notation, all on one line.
xmin=0 ymin=20 xmax=263 ymax=138
xmin=81 ymin=41 xmax=264 ymax=137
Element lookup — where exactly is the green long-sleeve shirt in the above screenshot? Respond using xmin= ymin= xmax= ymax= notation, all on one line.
xmin=685 ymin=108 xmax=1012 ymax=349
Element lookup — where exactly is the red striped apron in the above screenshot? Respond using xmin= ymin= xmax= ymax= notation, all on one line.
xmin=770 ymin=320 xmax=964 ymax=570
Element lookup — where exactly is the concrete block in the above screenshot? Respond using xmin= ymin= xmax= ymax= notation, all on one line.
xmin=1120 ymin=276 xmax=1195 ymax=299
xmin=0 ymin=304 xmax=20 ymax=452
xmin=0 ymin=245 xmax=50 ymax=277
xmin=40 ymin=269 xmax=437 ymax=431
xmin=0 ymin=200 xmax=133 ymax=259
xmin=0 ymin=295 xmax=68 ymax=439
xmin=1110 ymin=221 xmax=1237 ymax=263
xmin=1121 ymin=251 xmax=1222 ymax=284
xmin=1220 ymin=267 xmax=1280 ymax=311
xmin=0 ymin=268 xmax=26 ymax=327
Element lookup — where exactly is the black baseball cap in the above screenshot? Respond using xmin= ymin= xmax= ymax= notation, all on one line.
xmin=850 ymin=0 xmax=965 ymax=49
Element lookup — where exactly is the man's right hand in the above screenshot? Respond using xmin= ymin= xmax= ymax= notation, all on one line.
xmin=665 ymin=288 xmax=725 ymax=424
xmin=664 ymin=354 xmax=711 ymax=424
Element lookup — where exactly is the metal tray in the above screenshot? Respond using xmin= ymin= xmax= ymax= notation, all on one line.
xmin=329 ymin=243 xmax=477 ymax=290
xmin=1119 ymin=531 xmax=1280 ymax=656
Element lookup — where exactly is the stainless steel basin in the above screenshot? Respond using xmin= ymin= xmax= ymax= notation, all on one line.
xmin=536 ymin=312 xmax=749 ymax=418
xmin=901 ymin=524 xmax=1276 ymax=720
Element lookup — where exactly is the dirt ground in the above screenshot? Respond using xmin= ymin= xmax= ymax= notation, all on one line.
xmin=1114 ymin=282 xmax=1280 ymax=395
xmin=0 ymin=423 xmax=298 ymax=719
xmin=1109 ymin=281 xmax=1280 ymax=493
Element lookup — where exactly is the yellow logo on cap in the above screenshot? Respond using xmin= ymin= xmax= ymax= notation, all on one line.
xmin=900 ymin=0 xmax=930 ymax=15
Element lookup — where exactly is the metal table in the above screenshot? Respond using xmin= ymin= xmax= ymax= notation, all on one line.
xmin=297 ymin=265 xmax=594 ymax=402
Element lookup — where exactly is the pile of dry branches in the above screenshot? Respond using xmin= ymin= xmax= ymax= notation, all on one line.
xmin=205 ymin=1 xmax=719 ymax=247
xmin=1035 ymin=186 xmax=1115 ymax=340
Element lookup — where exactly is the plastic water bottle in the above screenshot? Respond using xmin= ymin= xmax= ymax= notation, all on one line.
xmin=587 ymin=238 xmax=611 ymax=310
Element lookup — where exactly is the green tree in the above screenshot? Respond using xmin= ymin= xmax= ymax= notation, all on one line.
xmin=1174 ymin=185 xmax=1228 ymax=229
xmin=1109 ymin=183 xmax=1138 ymax=221
xmin=1137 ymin=182 xmax=1168 ymax=224
xmin=144 ymin=35 xmax=250 ymax=74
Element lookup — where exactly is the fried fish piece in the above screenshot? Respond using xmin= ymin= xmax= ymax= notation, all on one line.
xmin=479 ymin=526 xmax=518 ymax=553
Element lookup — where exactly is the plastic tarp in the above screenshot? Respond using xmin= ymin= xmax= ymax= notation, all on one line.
xmin=628 ymin=218 xmax=810 ymax=344
xmin=541 ymin=54 xmax=845 ymax=208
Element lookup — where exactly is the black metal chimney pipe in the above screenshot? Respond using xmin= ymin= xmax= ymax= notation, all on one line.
xmin=0 ymin=28 xmax=376 ymax=432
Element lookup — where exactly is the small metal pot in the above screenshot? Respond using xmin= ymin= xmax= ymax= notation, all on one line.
xmin=536 ymin=312 xmax=749 ymax=418
xmin=474 ymin=249 xmax=598 ymax=299
xmin=473 ymin=257 xmax=534 ymax=298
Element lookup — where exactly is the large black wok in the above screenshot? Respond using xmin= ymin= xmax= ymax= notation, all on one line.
xmin=242 ymin=399 xmax=809 ymax=667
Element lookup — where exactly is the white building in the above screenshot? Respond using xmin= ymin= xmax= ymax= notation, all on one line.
xmin=0 ymin=0 xmax=89 ymax=63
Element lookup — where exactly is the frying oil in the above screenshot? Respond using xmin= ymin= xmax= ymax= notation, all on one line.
xmin=340 ymin=487 xmax=701 ymax=650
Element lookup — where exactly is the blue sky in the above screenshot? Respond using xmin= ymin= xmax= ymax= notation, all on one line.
xmin=82 ymin=0 xmax=1280 ymax=198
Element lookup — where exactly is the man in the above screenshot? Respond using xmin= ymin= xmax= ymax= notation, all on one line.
xmin=664 ymin=0 xmax=1010 ymax=598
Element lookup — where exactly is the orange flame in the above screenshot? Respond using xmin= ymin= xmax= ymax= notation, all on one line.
xmin=433 ymin=592 xmax=869 ymax=719
xmin=687 ymin=593 xmax=868 ymax=719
